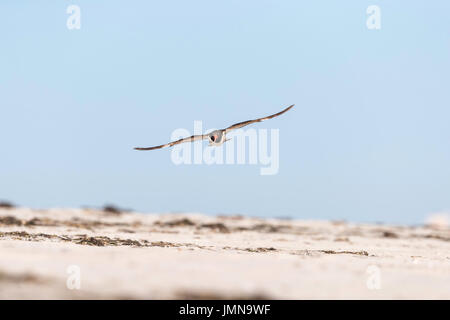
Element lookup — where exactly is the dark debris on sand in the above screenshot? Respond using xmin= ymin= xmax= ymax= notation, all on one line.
xmin=153 ymin=218 xmax=302 ymax=236
xmin=0 ymin=201 xmax=15 ymax=209
xmin=0 ymin=216 xmax=23 ymax=226
xmin=198 ymin=223 xmax=230 ymax=233
xmin=235 ymin=223 xmax=294 ymax=234
xmin=381 ymin=231 xmax=399 ymax=238
xmin=222 ymin=246 xmax=278 ymax=253
xmin=1 ymin=215 xmax=133 ymax=231
xmin=102 ymin=205 xmax=124 ymax=215
xmin=154 ymin=218 xmax=196 ymax=227
xmin=319 ymin=250 xmax=369 ymax=256
xmin=73 ymin=235 xmax=144 ymax=247
xmin=0 ymin=270 xmax=45 ymax=284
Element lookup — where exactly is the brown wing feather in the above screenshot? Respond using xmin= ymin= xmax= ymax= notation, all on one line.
xmin=134 ymin=134 xmax=207 ymax=151
xmin=225 ymin=104 xmax=294 ymax=133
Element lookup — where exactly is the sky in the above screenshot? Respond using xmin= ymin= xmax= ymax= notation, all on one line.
xmin=0 ymin=1 xmax=449 ymax=224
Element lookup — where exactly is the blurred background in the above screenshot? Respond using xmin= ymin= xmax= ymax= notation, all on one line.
xmin=0 ymin=1 xmax=449 ymax=224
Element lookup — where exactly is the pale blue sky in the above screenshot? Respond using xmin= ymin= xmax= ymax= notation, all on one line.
xmin=1 ymin=1 xmax=449 ymax=224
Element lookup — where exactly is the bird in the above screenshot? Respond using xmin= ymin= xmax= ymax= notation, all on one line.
xmin=134 ymin=104 xmax=294 ymax=151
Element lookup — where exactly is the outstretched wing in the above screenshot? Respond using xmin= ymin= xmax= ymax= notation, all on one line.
xmin=225 ymin=104 xmax=294 ymax=133
xmin=134 ymin=134 xmax=207 ymax=151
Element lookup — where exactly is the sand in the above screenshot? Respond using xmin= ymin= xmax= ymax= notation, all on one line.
xmin=0 ymin=207 xmax=449 ymax=299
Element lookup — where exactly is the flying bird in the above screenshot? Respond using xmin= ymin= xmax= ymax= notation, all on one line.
xmin=134 ymin=104 xmax=294 ymax=151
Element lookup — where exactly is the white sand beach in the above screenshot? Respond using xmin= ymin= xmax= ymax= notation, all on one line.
xmin=0 ymin=207 xmax=449 ymax=299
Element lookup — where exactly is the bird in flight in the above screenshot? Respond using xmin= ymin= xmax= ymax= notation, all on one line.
xmin=134 ymin=104 xmax=294 ymax=151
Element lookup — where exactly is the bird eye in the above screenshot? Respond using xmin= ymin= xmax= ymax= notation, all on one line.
xmin=211 ymin=136 xmax=215 ymax=142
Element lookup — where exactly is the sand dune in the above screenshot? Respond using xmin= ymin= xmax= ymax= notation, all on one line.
xmin=0 ymin=207 xmax=449 ymax=299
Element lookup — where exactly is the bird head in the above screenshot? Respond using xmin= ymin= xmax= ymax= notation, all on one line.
xmin=208 ymin=130 xmax=221 ymax=143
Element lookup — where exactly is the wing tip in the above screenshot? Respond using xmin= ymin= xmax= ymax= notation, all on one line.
xmin=280 ymin=104 xmax=294 ymax=114
xmin=134 ymin=144 xmax=169 ymax=151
